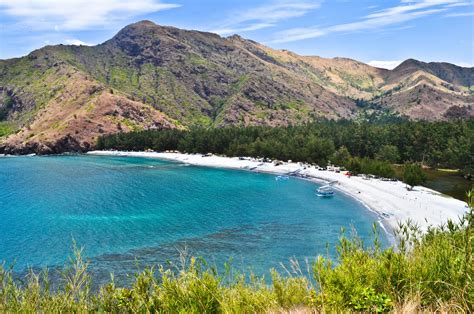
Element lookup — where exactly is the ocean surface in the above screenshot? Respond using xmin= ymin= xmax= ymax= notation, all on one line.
xmin=0 ymin=155 xmax=387 ymax=284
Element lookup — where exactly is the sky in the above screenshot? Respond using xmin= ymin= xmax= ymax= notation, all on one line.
xmin=0 ymin=0 xmax=473 ymax=68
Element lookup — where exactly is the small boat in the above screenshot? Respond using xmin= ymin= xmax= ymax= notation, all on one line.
xmin=316 ymin=185 xmax=335 ymax=197
xmin=275 ymin=175 xmax=290 ymax=181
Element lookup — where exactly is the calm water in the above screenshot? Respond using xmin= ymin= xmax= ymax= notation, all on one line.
xmin=0 ymin=155 xmax=386 ymax=283
xmin=394 ymin=166 xmax=472 ymax=201
xmin=423 ymin=169 xmax=472 ymax=201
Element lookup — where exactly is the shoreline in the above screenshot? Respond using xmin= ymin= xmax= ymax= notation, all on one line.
xmin=88 ymin=150 xmax=468 ymax=239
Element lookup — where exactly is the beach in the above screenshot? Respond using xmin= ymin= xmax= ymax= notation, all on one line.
xmin=87 ymin=150 xmax=470 ymax=236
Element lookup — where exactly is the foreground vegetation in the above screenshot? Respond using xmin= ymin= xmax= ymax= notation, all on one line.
xmin=97 ymin=120 xmax=474 ymax=175
xmin=1 ymin=191 xmax=472 ymax=312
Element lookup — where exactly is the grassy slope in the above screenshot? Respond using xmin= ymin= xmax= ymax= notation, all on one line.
xmin=0 ymin=25 xmax=354 ymax=150
xmin=0 ymin=48 xmax=179 ymax=152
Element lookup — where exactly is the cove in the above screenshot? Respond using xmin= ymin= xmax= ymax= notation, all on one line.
xmin=0 ymin=155 xmax=387 ymax=283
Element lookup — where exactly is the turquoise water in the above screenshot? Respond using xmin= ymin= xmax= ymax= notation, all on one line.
xmin=0 ymin=155 xmax=386 ymax=283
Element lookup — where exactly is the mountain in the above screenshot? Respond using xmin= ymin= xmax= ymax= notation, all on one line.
xmin=1 ymin=20 xmax=473 ymax=154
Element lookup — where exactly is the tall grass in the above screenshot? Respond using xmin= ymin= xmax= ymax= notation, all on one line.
xmin=1 ymin=190 xmax=472 ymax=312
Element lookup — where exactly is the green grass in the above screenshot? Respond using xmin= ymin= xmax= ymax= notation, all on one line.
xmin=274 ymin=100 xmax=304 ymax=111
xmin=231 ymin=75 xmax=249 ymax=93
xmin=1 ymin=191 xmax=472 ymax=312
xmin=437 ymin=168 xmax=460 ymax=173
xmin=256 ymin=111 xmax=268 ymax=119
xmin=121 ymin=118 xmax=142 ymax=132
xmin=0 ymin=122 xmax=15 ymax=137
xmin=338 ymin=70 xmax=376 ymax=93
xmin=187 ymin=53 xmax=208 ymax=66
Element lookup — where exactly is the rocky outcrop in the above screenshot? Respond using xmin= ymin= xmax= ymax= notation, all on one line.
xmin=0 ymin=134 xmax=87 ymax=155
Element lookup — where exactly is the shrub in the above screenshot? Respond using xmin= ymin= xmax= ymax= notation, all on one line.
xmin=346 ymin=157 xmax=395 ymax=178
xmin=403 ymin=163 xmax=427 ymax=189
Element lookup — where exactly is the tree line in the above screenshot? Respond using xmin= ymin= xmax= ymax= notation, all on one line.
xmin=97 ymin=120 xmax=473 ymax=176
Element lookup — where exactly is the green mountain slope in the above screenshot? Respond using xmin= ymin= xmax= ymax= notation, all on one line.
xmin=0 ymin=20 xmax=473 ymax=154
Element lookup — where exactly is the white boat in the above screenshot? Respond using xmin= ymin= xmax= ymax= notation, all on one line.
xmin=275 ymin=175 xmax=290 ymax=181
xmin=316 ymin=185 xmax=335 ymax=197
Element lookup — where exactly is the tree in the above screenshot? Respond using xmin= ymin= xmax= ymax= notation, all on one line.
xmin=95 ymin=120 xmax=474 ymax=171
xmin=375 ymin=145 xmax=400 ymax=163
xmin=346 ymin=157 xmax=362 ymax=175
xmin=305 ymin=137 xmax=335 ymax=165
xmin=403 ymin=163 xmax=427 ymax=190
xmin=331 ymin=146 xmax=351 ymax=166
xmin=372 ymin=160 xmax=395 ymax=178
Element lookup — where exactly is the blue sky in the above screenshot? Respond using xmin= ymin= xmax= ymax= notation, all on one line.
xmin=0 ymin=0 xmax=473 ymax=68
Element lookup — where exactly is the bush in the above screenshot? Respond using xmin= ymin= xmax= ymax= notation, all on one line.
xmin=403 ymin=163 xmax=427 ymax=189
xmin=0 ymin=95 xmax=14 ymax=121
xmin=346 ymin=157 xmax=395 ymax=178
xmin=331 ymin=146 xmax=351 ymax=166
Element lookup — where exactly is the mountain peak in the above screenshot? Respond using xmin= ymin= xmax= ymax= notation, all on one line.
xmin=122 ymin=20 xmax=159 ymax=30
xmin=394 ymin=58 xmax=424 ymax=70
xmin=115 ymin=20 xmax=160 ymax=34
xmin=390 ymin=58 xmax=473 ymax=86
xmin=227 ymin=34 xmax=244 ymax=41
xmin=108 ymin=20 xmax=173 ymax=55
xmin=134 ymin=20 xmax=157 ymax=26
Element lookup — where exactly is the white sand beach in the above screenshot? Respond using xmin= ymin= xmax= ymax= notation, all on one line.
xmin=87 ymin=150 xmax=470 ymax=236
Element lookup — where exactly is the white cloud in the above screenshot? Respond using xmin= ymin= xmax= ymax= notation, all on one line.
xmin=454 ymin=62 xmax=473 ymax=67
xmin=365 ymin=0 xmax=458 ymax=19
xmin=368 ymin=60 xmax=404 ymax=69
xmin=445 ymin=1 xmax=473 ymax=7
xmin=212 ymin=23 xmax=276 ymax=36
xmin=65 ymin=39 xmax=93 ymax=46
xmin=368 ymin=60 xmax=473 ymax=69
xmin=444 ymin=11 xmax=474 ymax=16
xmin=0 ymin=0 xmax=180 ymax=31
xmin=211 ymin=1 xmax=321 ymax=36
xmin=270 ymin=0 xmax=464 ymax=43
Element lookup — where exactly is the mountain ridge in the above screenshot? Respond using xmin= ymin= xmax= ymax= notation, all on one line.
xmin=0 ymin=20 xmax=473 ymax=154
